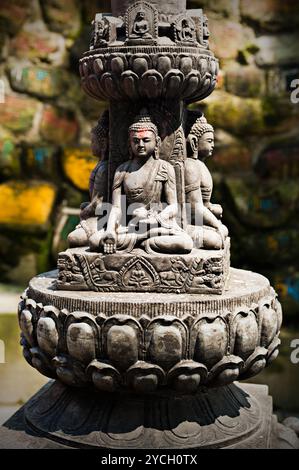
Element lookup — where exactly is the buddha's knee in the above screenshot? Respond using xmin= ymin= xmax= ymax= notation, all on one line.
xmin=89 ymin=231 xmax=103 ymax=252
xmin=67 ymin=227 xmax=88 ymax=247
xmin=178 ymin=233 xmax=193 ymax=253
xmin=203 ymin=230 xmax=222 ymax=250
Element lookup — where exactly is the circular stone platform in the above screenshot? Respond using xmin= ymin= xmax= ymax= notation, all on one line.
xmin=19 ymin=268 xmax=282 ymax=393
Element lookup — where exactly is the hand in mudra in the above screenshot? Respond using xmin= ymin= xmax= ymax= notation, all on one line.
xmin=103 ymin=231 xmax=117 ymax=254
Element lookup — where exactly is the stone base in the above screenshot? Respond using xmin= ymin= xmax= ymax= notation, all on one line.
xmin=0 ymin=381 xmax=298 ymax=449
xmin=56 ymin=239 xmax=230 ymax=294
xmin=20 ymin=267 xmax=282 ymax=392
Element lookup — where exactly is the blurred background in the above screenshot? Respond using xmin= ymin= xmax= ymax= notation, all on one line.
xmin=0 ymin=0 xmax=298 ymax=424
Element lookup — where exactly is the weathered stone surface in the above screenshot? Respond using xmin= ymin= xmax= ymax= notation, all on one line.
xmin=240 ymin=0 xmax=299 ymax=32
xmin=40 ymin=0 xmax=81 ymax=39
xmin=201 ymin=90 xmax=265 ymax=136
xmin=0 ymin=181 xmax=56 ymax=226
xmin=40 ymin=106 xmax=79 ymax=145
xmin=0 ymin=95 xmax=39 ymax=133
xmin=62 ymin=147 xmax=98 ymax=191
xmin=224 ymin=63 xmax=265 ymax=98
xmin=224 ymin=177 xmax=299 ymax=229
xmin=0 ymin=127 xmax=20 ymax=179
xmin=9 ymin=22 xmax=66 ymax=64
xmin=255 ymin=34 xmax=299 ymax=67
xmin=19 ymin=267 xmax=281 ymax=391
xmin=208 ymin=16 xmax=255 ymax=61
xmin=1 ymin=382 xmax=290 ymax=449
xmin=0 ymin=0 xmax=30 ymax=35
xmin=9 ymin=64 xmax=66 ymax=99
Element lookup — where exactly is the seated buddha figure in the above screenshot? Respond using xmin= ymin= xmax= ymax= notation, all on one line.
xmin=131 ymin=10 xmax=152 ymax=39
xmin=89 ymin=109 xmax=193 ymax=255
xmin=67 ymin=111 xmax=109 ymax=248
xmin=185 ymin=115 xmax=228 ymax=250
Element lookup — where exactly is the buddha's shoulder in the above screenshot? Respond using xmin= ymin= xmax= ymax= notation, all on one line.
xmin=115 ymin=161 xmax=131 ymax=174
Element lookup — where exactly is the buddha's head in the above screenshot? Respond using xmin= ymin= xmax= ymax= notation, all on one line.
xmin=187 ymin=115 xmax=214 ymax=161
xmin=136 ymin=11 xmax=146 ymax=21
xmin=128 ymin=109 xmax=161 ymax=160
xmin=91 ymin=110 xmax=109 ymax=159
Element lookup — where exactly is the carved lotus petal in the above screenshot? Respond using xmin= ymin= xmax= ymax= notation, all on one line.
xmin=67 ymin=322 xmax=96 ymax=364
xmin=93 ymin=58 xmax=104 ymax=75
xmin=107 ymin=325 xmax=139 ymax=371
xmin=132 ymin=57 xmax=149 ymax=76
xmin=193 ymin=316 xmax=228 ymax=369
xmin=37 ymin=317 xmax=58 ymax=357
xmin=87 ymin=360 xmax=121 ymax=392
xmin=231 ymin=310 xmax=259 ymax=360
xmin=141 ymin=70 xmax=163 ymax=99
xmin=121 ymin=70 xmax=139 ymax=99
xmin=239 ymin=347 xmax=268 ymax=380
xmin=208 ymin=355 xmax=243 ymax=386
xmin=180 ymin=56 xmax=193 ymax=75
xmin=163 ymin=70 xmax=184 ymax=98
xmin=148 ymin=325 xmax=183 ymax=370
xmin=100 ymin=72 xmax=122 ymax=100
xmin=156 ymin=55 xmax=172 ymax=75
xmin=181 ymin=70 xmax=201 ymax=100
xmin=168 ymin=360 xmax=208 ymax=392
xmin=19 ymin=309 xmax=34 ymax=346
xmin=126 ymin=361 xmax=165 ymax=393
xmin=259 ymin=302 xmax=277 ymax=347
xmin=111 ymin=56 xmax=125 ymax=74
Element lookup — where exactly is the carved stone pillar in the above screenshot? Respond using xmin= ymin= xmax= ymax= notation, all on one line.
xmin=1 ymin=0 xmax=298 ymax=450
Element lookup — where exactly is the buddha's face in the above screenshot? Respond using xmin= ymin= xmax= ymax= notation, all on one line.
xmin=129 ymin=130 xmax=156 ymax=159
xmin=197 ymin=131 xmax=214 ymax=159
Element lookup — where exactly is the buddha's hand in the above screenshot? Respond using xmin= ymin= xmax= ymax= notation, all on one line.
xmin=209 ymin=203 xmax=223 ymax=219
xmin=132 ymin=207 xmax=148 ymax=220
xmin=102 ymin=231 xmax=117 ymax=254
xmin=216 ymin=223 xmax=228 ymax=248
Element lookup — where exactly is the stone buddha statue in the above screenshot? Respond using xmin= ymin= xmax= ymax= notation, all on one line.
xmin=89 ymin=109 xmax=193 ymax=255
xmin=185 ymin=115 xmax=228 ymax=249
xmin=67 ymin=111 xmax=109 ymax=248
xmin=131 ymin=10 xmax=152 ymax=38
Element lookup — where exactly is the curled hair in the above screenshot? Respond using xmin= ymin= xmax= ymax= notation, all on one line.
xmin=189 ymin=115 xmax=214 ymax=139
xmin=129 ymin=108 xmax=158 ymax=137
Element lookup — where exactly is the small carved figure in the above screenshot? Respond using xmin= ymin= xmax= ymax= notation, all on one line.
xmin=127 ymin=262 xmax=151 ymax=287
xmin=202 ymin=15 xmax=210 ymax=47
xmin=67 ymin=111 xmax=109 ymax=248
xmin=89 ymin=109 xmax=193 ymax=255
xmin=94 ymin=18 xmax=109 ymax=48
xmin=131 ymin=10 xmax=152 ymax=38
xmin=185 ymin=115 xmax=228 ymax=249
xmin=173 ymin=17 xmax=196 ymax=44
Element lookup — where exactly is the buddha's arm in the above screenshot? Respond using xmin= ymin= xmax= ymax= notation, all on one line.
xmin=199 ymin=162 xmax=223 ymax=219
xmin=159 ymin=165 xmax=178 ymax=221
xmin=106 ymin=185 xmax=122 ymax=233
xmin=187 ymin=188 xmax=222 ymax=230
